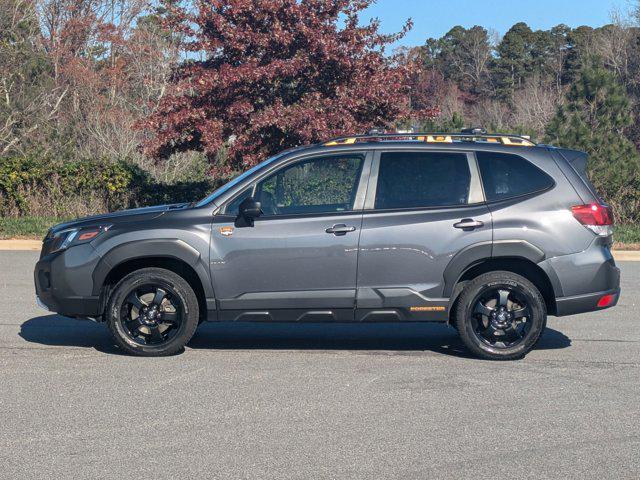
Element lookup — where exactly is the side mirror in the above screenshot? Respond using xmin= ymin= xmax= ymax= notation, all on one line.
xmin=238 ymin=197 xmax=262 ymax=220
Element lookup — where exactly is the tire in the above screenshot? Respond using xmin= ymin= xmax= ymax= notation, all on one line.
xmin=455 ymin=271 xmax=546 ymax=361
xmin=106 ymin=267 xmax=199 ymax=357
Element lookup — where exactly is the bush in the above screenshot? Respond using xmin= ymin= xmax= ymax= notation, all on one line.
xmin=0 ymin=156 xmax=219 ymax=218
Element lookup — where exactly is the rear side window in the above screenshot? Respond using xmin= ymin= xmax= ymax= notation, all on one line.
xmin=375 ymin=152 xmax=471 ymax=209
xmin=477 ymin=152 xmax=554 ymax=202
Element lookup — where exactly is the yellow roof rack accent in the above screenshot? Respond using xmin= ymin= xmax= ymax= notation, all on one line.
xmin=322 ymin=133 xmax=536 ymax=147
xmin=499 ymin=136 xmax=534 ymax=146
xmin=324 ymin=137 xmax=357 ymax=146
xmin=426 ymin=135 xmax=453 ymax=143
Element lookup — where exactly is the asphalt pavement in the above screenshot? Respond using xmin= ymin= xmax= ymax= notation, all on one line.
xmin=1 ymin=251 xmax=638 ymax=479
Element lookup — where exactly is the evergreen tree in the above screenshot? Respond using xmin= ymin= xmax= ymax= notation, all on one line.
xmin=546 ymin=66 xmax=640 ymax=222
xmin=493 ymin=22 xmax=535 ymax=99
xmin=423 ymin=26 xmax=492 ymax=95
xmin=564 ymin=26 xmax=596 ymax=82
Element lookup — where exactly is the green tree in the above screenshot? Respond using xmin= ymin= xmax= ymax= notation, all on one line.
xmin=546 ymin=66 xmax=640 ymax=223
xmin=564 ymin=26 xmax=596 ymax=82
xmin=529 ymin=25 xmax=571 ymax=91
xmin=493 ymin=22 xmax=535 ymax=99
xmin=423 ymin=25 xmax=492 ymax=95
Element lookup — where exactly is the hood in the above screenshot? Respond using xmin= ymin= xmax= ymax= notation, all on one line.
xmin=48 ymin=203 xmax=189 ymax=235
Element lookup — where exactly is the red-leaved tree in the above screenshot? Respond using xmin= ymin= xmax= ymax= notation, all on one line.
xmin=142 ymin=0 xmax=426 ymax=174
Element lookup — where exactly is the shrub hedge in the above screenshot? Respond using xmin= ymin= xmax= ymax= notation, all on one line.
xmin=0 ymin=156 xmax=219 ymax=218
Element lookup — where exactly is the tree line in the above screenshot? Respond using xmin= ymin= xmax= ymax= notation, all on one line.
xmin=1 ymin=0 xmax=639 ymax=222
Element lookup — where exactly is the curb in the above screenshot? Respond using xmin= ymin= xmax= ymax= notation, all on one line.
xmin=612 ymin=251 xmax=640 ymax=262
xmin=0 ymin=240 xmax=42 ymax=251
xmin=1 ymin=239 xmax=640 ymax=261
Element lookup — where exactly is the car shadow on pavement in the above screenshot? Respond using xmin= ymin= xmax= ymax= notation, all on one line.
xmin=20 ymin=315 xmax=572 ymax=358
xmin=19 ymin=315 xmax=122 ymax=354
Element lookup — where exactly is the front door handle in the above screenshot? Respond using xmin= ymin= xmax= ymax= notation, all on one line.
xmin=454 ymin=218 xmax=484 ymax=230
xmin=326 ymin=224 xmax=356 ymax=236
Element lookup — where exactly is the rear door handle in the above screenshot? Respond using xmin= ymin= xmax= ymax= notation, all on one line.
xmin=454 ymin=219 xmax=484 ymax=230
xmin=326 ymin=224 xmax=356 ymax=236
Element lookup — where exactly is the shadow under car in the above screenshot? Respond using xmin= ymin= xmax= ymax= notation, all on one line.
xmin=19 ymin=315 xmax=572 ymax=358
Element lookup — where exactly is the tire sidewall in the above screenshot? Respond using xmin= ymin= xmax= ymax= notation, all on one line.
xmin=107 ymin=269 xmax=199 ymax=356
xmin=457 ymin=273 xmax=546 ymax=360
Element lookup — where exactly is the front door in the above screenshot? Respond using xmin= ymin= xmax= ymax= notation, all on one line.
xmin=210 ymin=152 xmax=370 ymax=322
xmin=356 ymin=149 xmax=493 ymax=321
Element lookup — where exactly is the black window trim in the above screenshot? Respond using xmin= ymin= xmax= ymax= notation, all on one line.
xmin=363 ymin=148 xmax=484 ymax=213
xmin=472 ymin=151 xmax=557 ymax=205
xmin=220 ymin=183 xmax=257 ymax=215
xmin=216 ymin=150 xmax=373 ymax=220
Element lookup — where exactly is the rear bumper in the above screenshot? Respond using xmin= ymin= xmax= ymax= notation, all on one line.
xmin=555 ymin=288 xmax=620 ymax=317
xmin=539 ymin=236 xmax=621 ymax=317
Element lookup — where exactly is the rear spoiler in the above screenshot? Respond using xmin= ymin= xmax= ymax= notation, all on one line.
xmin=559 ymin=149 xmax=588 ymax=175
xmin=555 ymin=148 xmax=603 ymax=203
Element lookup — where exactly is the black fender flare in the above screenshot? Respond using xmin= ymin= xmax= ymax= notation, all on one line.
xmin=91 ymin=238 xmax=214 ymax=299
xmin=442 ymin=240 xmax=556 ymax=298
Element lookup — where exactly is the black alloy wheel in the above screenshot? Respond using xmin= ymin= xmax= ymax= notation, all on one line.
xmin=471 ymin=286 xmax=532 ymax=349
xmin=455 ymin=271 xmax=546 ymax=360
xmin=119 ymin=284 xmax=183 ymax=346
xmin=106 ymin=268 xmax=200 ymax=356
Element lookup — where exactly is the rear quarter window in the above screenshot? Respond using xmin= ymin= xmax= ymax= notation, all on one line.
xmin=476 ymin=151 xmax=554 ymax=202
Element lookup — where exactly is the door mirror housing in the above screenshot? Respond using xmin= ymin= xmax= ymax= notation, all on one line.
xmin=238 ymin=197 xmax=262 ymax=220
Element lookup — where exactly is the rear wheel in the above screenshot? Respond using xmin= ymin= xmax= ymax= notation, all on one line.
xmin=106 ymin=268 xmax=199 ymax=356
xmin=455 ymin=271 xmax=546 ymax=360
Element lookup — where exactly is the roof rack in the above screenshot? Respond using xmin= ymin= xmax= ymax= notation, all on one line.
xmin=323 ymin=132 xmax=536 ymax=147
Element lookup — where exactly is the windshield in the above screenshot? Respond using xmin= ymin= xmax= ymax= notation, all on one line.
xmin=195 ymin=153 xmax=286 ymax=207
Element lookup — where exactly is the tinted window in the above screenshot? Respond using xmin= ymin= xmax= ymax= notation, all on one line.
xmin=223 ymin=187 xmax=253 ymax=215
xmin=375 ymin=152 xmax=471 ymax=209
xmin=255 ymin=155 xmax=363 ymax=216
xmin=477 ymin=152 xmax=554 ymax=202
xmin=195 ymin=152 xmax=285 ymax=207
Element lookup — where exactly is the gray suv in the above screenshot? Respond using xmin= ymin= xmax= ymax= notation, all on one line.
xmin=34 ymin=132 xmax=621 ymax=359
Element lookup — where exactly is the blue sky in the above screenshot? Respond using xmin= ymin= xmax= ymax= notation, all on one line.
xmin=363 ymin=0 xmax=629 ymax=47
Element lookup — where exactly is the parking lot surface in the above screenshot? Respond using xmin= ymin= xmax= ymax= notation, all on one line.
xmin=1 ymin=251 xmax=638 ymax=479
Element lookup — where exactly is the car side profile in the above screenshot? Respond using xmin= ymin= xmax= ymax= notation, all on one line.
xmin=34 ymin=131 xmax=621 ymax=359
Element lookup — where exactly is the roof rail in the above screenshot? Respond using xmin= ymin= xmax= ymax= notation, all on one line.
xmin=323 ymin=132 xmax=536 ymax=147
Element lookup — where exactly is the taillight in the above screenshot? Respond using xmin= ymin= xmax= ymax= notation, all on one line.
xmin=571 ymin=203 xmax=614 ymax=236
xmin=597 ymin=294 xmax=616 ymax=308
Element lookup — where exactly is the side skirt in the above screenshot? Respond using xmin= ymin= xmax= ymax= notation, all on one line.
xmin=206 ymin=306 xmax=450 ymax=323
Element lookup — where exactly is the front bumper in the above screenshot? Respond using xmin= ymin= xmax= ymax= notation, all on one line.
xmin=34 ymin=244 xmax=102 ymax=317
xmin=36 ymin=295 xmax=51 ymax=311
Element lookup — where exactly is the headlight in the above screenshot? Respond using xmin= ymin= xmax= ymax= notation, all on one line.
xmin=50 ymin=225 xmax=111 ymax=253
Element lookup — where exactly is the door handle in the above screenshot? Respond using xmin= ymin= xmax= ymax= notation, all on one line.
xmin=326 ymin=224 xmax=356 ymax=236
xmin=454 ymin=219 xmax=484 ymax=230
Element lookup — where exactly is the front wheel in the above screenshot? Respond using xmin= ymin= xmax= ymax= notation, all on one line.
xmin=455 ymin=271 xmax=546 ymax=360
xmin=106 ymin=268 xmax=200 ymax=356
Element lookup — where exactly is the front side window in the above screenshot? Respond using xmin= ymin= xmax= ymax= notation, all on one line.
xmin=254 ymin=155 xmax=364 ymax=216
xmin=374 ymin=152 xmax=471 ymax=210
xmin=223 ymin=187 xmax=253 ymax=215
xmin=477 ymin=151 xmax=554 ymax=202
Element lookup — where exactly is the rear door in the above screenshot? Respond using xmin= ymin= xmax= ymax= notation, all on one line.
xmin=356 ymin=148 xmax=492 ymax=321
